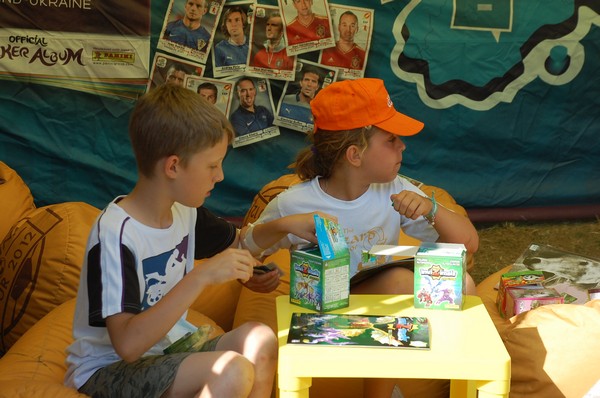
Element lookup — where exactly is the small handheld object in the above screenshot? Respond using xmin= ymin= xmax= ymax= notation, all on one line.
xmin=253 ymin=262 xmax=284 ymax=276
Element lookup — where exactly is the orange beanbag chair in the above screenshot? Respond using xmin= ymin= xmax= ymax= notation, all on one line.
xmin=0 ymin=161 xmax=36 ymax=242
xmin=477 ymin=267 xmax=600 ymax=398
xmin=0 ymin=202 xmax=100 ymax=353
xmin=0 ymin=297 xmax=225 ymax=398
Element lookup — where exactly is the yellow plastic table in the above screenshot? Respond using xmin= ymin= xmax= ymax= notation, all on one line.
xmin=276 ymin=294 xmax=510 ymax=398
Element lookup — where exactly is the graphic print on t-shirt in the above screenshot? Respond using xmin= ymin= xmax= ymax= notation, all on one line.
xmin=142 ymin=236 xmax=189 ymax=309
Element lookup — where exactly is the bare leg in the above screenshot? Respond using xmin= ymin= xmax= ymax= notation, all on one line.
xmin=164 ymin=350 xmax=254 ymax=397
xmin=216 ymin=322 xmax=278 ymax=398
xmin=351 ymin=267 xmax=414 ymax=295
xmin=163 ymin=322 xmax=276 ymax=398
xmin=465 ymin=272 xmax=477 ymax=295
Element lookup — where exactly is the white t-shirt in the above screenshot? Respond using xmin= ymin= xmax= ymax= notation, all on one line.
xmin=256 ymin=175 xmax=439 ymax=276
xmin=65 ymin=199 xmax=197 ymax=389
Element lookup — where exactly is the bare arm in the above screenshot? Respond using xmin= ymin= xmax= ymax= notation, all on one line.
xmin=239 ymin=211 xmax=337 ymax=256
xmin=105 ymin=248 xmax=255 ymax=362
xmin=391 ymin=190 xmax=479 ymax=254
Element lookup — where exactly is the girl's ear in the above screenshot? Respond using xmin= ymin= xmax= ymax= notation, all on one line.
xmin=345 ymin=145 xmax=362 ymax=167
xmin=164 ymin=155 xmax=181 ymax=179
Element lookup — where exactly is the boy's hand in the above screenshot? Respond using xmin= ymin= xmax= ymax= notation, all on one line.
xmin=243 ymin=267 xmax=281 ymax=293
xmin=390 ymin=191 xmax=433 ymax=220
xmin=200 ymin=248 xmax=255 ymax=284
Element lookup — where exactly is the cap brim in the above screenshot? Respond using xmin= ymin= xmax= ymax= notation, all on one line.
xmin=375 ymin=112 xmax=424 ymax=137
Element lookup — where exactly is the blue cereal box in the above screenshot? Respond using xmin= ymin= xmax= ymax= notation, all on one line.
xmin=290 ymin=215 xmax=350 ymax=312
xmin=414 ymin=243 xmax=466 ymax=310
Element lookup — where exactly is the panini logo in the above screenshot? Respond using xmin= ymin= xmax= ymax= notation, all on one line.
xmin=93 ymin=51 xmax=135 ymax=64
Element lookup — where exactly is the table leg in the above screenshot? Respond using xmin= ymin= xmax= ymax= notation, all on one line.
xmin=450 ymin=380 xmax=477 ymax=398
xmin=476 ymin=380 xmax=510 ymax=398
xmin=278 ymin=376 xmax=312 ymax=398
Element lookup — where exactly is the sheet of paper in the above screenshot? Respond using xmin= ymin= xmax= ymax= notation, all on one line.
xmin=369 ymin=245 xmax=420 ymax=257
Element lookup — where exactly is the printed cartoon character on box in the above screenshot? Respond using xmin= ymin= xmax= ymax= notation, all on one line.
xmin=417 ymin=289 xmax=433 ymax=307
xmin=436 ymin=288 xmax=454 ymax=305
xmin=295 ymin=260 xmax=320 ymax=307
xmin=327 ymin=223 xmax=339 ymax=243
xmin=417 ymin=263 xmax=458 ymax=306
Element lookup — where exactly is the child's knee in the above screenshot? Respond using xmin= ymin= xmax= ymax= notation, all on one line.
xmin=254 ymin=324 xmax=279 ymax=360
xmin=465 ymin=272 xmax=477 ymax=295
xmin=385 ymin=267 xmax=415 ymax=294
xmin=219 ymin=354 xmax=255 ymax=395
xmin=244 ymin=322 xmax=277 ymax=345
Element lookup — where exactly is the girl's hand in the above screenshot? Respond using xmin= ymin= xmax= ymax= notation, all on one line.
xmin=285 ymin=211 xmax=338 ymax=244
xmin=390 ymin=191 xmax=433 ymax=220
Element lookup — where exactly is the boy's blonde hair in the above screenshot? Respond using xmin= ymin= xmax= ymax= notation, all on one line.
xmin=295 ymin=126 xmax=374 ymax=180
xmin=129 ymin=84 xmax=234 ymax=177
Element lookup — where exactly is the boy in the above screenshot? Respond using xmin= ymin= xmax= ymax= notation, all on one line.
xmin=65 ymin=84 xmax=320 ymax=397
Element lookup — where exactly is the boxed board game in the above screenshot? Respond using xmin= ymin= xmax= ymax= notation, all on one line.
xmin=414 ymin=242 xmax=466 ymax=310
xmin=290 ymin=215 xmax=350 ymax=312
xmin=496 ymin=270 xmax=545 ymax=318
xmin=505 ymin=287 xmax=564 ymax=317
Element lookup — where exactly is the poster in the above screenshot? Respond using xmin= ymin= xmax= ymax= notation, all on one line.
xmin=157 ymin=0 xmax=224 ymax=65
xmin=186 ymin=75 xmax=235 ymax=116
xmin=247 ymin=4 xmax=296 ymax=81
xmin=211 ymin=1 xmax=254 ymax=78
xmin=227 ymin=75 xmax=280 ymax=148
xmin=148 ymin=52 xmax=204 ymax=91
xmin=319 ymin=3 xmax=373 ymax=80
xmin=274 ymin=59 xmax=338 ymax=133
xmin=279 ymin=0 xmax=335 ymax=56
xmin=0 ymin=0 xmax=151 ymax=99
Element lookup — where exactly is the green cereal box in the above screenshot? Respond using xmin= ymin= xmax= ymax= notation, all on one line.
xmin=414 ymin=242 xmax=467 ymax=310
xmin=290 ymin=215 xmax=350 ymax=312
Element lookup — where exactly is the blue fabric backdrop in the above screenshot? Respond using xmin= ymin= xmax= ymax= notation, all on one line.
xmin=1 ymin=0 xmax=598 ymax=216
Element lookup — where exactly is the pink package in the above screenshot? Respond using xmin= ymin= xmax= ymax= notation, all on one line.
xmin=506 ymin=287 xmax=564 ymax=318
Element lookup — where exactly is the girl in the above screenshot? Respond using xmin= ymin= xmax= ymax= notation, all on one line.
xmin=245 ymin=78 xmax=479 ymax=398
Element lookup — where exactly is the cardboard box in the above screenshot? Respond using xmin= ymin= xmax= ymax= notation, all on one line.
xmin=505 ymin=287 xmax=564 ymax=317
xmin=496 ymin=270 xmax=545 ymax=318
xmin=290 ymin=215 xmax=350 ymax=312
xmin=414 ymin=242 xmax=466 ymax=310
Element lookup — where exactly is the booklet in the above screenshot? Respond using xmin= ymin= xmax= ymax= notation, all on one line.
xmin=509 ymin=243 xmax=600 ymax=304
xmin=287 ymin=312 xmax=430 ymax=349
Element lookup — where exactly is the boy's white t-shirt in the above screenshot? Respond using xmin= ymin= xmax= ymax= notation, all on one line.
xmin=65 ymin=200 xmax=197 ymax=390
xmin=256 ymin=175 xmax=439 ymax=276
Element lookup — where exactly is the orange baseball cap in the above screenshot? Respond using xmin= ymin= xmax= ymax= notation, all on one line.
xmin=310 ymin=78 xmax=424 ymax=136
